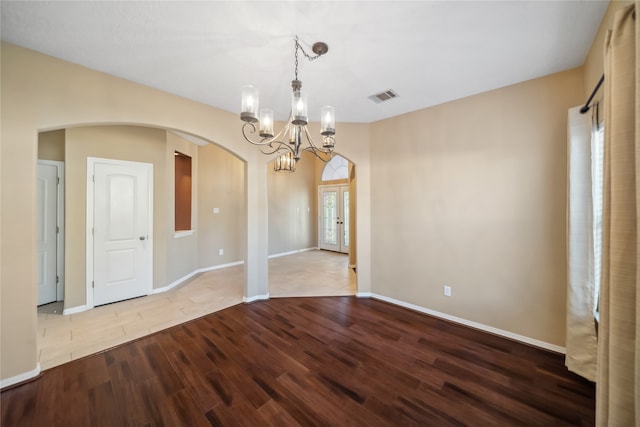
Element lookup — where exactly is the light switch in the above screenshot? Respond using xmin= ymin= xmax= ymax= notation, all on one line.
xmin=213 ymin=207 xmax=219 ymax=214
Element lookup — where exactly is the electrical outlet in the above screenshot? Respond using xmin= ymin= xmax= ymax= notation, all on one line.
xmin=219 ymin=248 xmax=224 ymax=256
xmin=444 ymin=286 xmax=452 ymax=297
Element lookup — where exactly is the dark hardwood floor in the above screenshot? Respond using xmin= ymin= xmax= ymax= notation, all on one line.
xmin=1 ymin=297 xmax=595 ymax=426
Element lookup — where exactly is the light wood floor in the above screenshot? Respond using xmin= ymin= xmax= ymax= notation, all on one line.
xmin=37 ymin=250 xmax=355 ymax=371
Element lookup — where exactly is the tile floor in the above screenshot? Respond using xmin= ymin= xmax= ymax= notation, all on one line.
xmin=269 ymin=249 xmax=356 ymax=298
xmin=37 ymin=250 xmax=355 ymax=371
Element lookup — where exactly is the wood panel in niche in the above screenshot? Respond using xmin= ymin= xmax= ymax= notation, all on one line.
xmin=175 ymin=151 xmax=192 ymax=231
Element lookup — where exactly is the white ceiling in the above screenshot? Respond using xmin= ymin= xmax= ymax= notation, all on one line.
xmin=1 ymin=1 xmax=608 ymax=123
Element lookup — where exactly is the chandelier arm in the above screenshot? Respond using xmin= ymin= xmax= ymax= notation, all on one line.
xmin=242 ymin=120 xmax=293 ymax=147
xmin=260 ymin=141 xmax=295 ymax=156
xmin=300 ymin=145 xmax=332 ymax=163
xmin=265 ymin=120 xmax=293 ymax=146
xmin=299 ymin=127 xmax=333 ymax=162
xmin=302 ymin=125 xmax=331 ymax=154
xmin=301 ymin=125 xmax=318 ymax=148
xmin=241 ymin=122 xmax=266 ymax=146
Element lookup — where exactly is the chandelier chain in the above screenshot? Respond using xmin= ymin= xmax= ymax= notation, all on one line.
xmin=294 ymin=35 xmax=323 ymax=81
xmin=294 ymin=38 xmax=299 ymax=80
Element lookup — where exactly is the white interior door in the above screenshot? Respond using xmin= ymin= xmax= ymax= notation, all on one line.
xmin=91 ymin=159 xmax=152 ymax=307
xmin=37 ymin=163 xmax=58 ymax=305
xmin=319 ymin=185 xmax=349 ymax=253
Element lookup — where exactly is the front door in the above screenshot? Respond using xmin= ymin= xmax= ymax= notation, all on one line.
xmin=318 ymin=185 xmax=349 ymax=253
xmin=37 ymin=163 xmax=59 ymax=305
xmin=90 ymin=158 xmax=153 ymax=307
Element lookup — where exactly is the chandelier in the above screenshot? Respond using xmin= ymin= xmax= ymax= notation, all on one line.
xmin=240 ymin=36 xmax=336 ymax=173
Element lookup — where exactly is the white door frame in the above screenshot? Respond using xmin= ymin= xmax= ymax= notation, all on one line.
xmin=86 ymin=157 xmax=153 ymax=309
xmin=37 ymin=160 xmax=65 ymax=301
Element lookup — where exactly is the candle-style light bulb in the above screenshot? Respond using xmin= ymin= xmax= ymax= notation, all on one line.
xmin=291 ymin=91 xmax=308 ymax=125
xmin=320 ymin=105 xmax=335 ymax=136
xmin=241 ymin=85 xmax=259 ymax=123
xmin=259 ymin=109 xmax=274 ymax=138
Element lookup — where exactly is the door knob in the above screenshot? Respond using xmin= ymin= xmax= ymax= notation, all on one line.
xmin=139 ymin=236 xmax=146 ymax=240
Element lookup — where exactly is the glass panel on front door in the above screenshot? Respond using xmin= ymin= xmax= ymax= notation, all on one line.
xmin=322 ymin=191 xmax=337 ymax=245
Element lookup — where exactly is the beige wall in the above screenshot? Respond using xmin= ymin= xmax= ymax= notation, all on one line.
xmin=370 ymin=68 xmax=584 ymax=346
xmin=0 ymin=42 xmax=372 ymax=383
xmin=268 ymin=151 xmax=318 ymax=255
xmin=38 ymin=129 xmax=65 ymax=161
xmin=197 ymin=143 xmax=245 ymax=267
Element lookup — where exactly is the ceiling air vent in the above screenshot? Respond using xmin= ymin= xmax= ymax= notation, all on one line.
xmin=368 ymin=89 xmax=399 ymax=104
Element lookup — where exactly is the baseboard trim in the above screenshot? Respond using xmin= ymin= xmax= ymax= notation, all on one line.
xmin=356 ymin=292 xmax=372 ymax=298
xmin=152 ymin=271 xmax=199 ymax=295
xmin=369 ymin=293 xmax=566 ymax=354
xmin=268 ymin=247 xmax=318 ymax=259
xmin=62 ymin=304 xmax=88 ymax=315
xmin=152 ymin=261 xmax=245 ymax=295
xmin=243 ymin=294 xmax=270 ymax=303
xmin=199 ymin=260 xmax=244 ymax=272
xmin=0 ymin=363 xmax=41 ymax=390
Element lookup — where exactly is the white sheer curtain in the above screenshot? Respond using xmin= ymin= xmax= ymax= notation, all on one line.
xmin=566 ymin=106 xmax=599 ymax=381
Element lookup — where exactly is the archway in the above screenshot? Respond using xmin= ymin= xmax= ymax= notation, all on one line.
xmin=266 ymin=151 xmax=357 ymax=297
